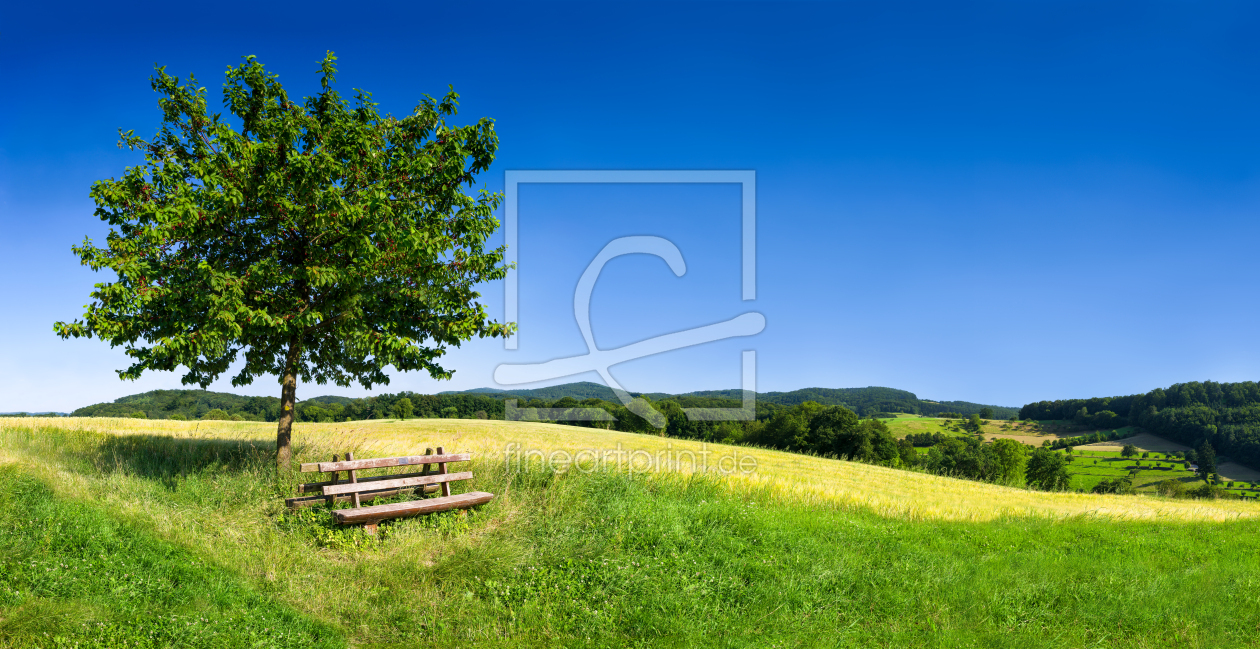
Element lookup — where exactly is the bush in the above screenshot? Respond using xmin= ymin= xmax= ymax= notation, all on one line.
xmin=904 ymin=432 xmax=947 ymax=447
xmin=1092 ymin=477 xmax=1135 ymax=495
xmin=1156 ymin=479 xmax=1186 ymax=498
xmin=130 ymin=411 xmax=147 ymax=419
xmin=201 ymin=408 xmax=231 ymax=420
xmin=1187 ymin=483 xmax=1225 ymax=500
xmin=169 ymin=413 xmax=186 ymax=421
xmin=475 ymin=410 xmax=488 ymax=420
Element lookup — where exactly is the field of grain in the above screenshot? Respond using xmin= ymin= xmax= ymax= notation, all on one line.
xmin=14 ymin=416 xmax=1258 ymax=522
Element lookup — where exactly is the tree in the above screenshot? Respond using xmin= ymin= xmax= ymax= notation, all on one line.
xmin=989 ymin=438 xmax=1028 ymax=485
xmin=1120 ymin=444 xmax=1138 ymax=459
xmin=1195 ymin=440 xmax=1217 ymax=483
xmin=393 ymin=398 xmax=414 ymax=421
xmin=896 ymin=438 xmax=919 ymax=467
xmin=979 ymin=407 xmax=994 ymax=420
xmin=54 ymin=54 xmax=512 ymax=467
xmin=1026 ymin=447 xmax=1071 ymax=491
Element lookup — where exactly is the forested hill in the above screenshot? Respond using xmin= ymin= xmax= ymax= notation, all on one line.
xmin=71 ymin=384 xmax=1017 ymax=423
xmin=71 ymin=389 xmax=503 ymax=423
xmin=1020 ymin=380 xmax=1260 ymax=468
xmin=442 ymin=383 xmax=1019 ymax=419
xmin=438 ymin=382 xmax=634 ymax=402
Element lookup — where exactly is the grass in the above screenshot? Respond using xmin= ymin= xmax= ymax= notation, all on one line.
xmin=19 ymin=416 xmax=1259 ymax=521
xmin=1066 ymin=448 xmax=1260 ymax=498
xmin=2 ymin=418 xmax=1260 ymax=647
xmin=884 ymin=415 xmax=1115 ymax=446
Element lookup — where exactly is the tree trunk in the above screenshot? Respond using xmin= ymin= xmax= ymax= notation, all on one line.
xmin=276 ymin=334 xmax=301 ymax=469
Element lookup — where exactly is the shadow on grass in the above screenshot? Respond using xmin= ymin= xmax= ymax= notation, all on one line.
xmin=1 ymin=425 xmax=288 ymax=489
xmin=93 ymin=434 xmax=277 ymax=485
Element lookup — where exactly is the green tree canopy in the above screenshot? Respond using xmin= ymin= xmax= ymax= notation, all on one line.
xmin=54 ymin=53 xmax=512 ymax=466
xmin=987 ymin=438 xmax=1027 ymax=485
xmin=1195 ymin=440 xmax=1217 ymax=483
xmin=1026 ymin=447 xmax=1071 ymax=491
xmin=393 ymin=398 xmax=414 ymax=421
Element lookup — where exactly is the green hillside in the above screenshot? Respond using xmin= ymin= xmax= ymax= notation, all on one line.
xmin=442 ymin=383 xmax=1020 ymax=419
xmin=71 ymin=389 xmax=283 ymax=421
xmin=1021 ymin=380 xmax=1260 ymax=473
xmin=72 ymin=383 xmax=1018 ymax=423
xmin=69 ymin=389 xmax=504 ymax=423
xmin=1 ymin=419 xmax=1257 ymax=647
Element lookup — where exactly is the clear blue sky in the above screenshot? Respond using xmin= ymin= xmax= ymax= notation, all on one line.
xmin=3 ymin=1 xmax=1259 ymax=412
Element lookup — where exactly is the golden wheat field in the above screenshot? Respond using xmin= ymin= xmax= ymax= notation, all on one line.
xmin=8 ymin=416 xmax=1259 ymax=522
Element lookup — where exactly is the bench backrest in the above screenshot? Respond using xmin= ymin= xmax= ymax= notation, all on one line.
xmin=289 ymin=446 xmax=472 ymax=509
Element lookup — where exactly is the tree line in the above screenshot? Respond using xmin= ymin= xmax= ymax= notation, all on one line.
xmin=1021 ymin=381 xmax=1260 ymax=469
xmin=454 ymin=383 xmax=1020 ymax=419
xmin=70 ymin=389 xmax=506 ymax=423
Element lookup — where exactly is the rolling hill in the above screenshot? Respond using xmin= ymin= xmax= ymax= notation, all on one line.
xmin=70 ymin=383 xmax=1019 ymax=422
xmin=441 ymin=382 xmax=1020 ymax=418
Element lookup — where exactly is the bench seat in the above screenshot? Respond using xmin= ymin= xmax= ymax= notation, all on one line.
xmin=332 ymin=491 xmax=495 ymax=525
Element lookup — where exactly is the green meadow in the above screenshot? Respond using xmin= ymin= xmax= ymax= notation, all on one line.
xmin=3 ymin=421 xmax=1260 ymax=648
xmin=1065 ymin=448 xmax=1259 ymax=497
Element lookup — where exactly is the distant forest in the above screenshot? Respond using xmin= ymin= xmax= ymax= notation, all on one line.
xmin=70 ymin=390 xmax=504 ymax=424
xmin=68 ymin=384 xmax=1017 ymax=444
xmin=444 ymin=383 xmax=1019 ymax=419
xmin=1020 ymin=381 xmax=1260 ymax=468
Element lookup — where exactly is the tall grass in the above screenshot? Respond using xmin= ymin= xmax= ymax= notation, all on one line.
xmin=2 ymin=420 xmax=1259 ymax=647
xmin=16 ymin=416 xmax=1257 ymax=522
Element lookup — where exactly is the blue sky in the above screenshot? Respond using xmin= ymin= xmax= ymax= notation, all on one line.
xmin=2 ymin=1 xmax=1259 ymax=411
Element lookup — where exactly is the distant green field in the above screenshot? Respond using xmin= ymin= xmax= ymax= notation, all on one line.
xmin=1065 ymin=448 xmax=1259 ymax=497
xmin=889 ymin=418 xmax=1259 ymax=498
xmin=883 ymin=415 xmax=973 ymax=439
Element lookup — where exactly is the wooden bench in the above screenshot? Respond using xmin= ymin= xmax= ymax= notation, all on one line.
xmin=289 ymin=446 xmax=494 ymax=534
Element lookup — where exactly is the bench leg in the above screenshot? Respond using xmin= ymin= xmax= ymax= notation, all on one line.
xmin=347 ymin=451 xmax=361 ymax=508
xmin=326 ymin=454 xmax=339 ymax=506
xmin=437 ymin=445 xmax=451 ymax=497
xmin=363 ymin=523 xmax=378 ymax=535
